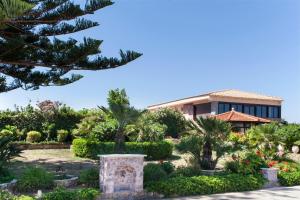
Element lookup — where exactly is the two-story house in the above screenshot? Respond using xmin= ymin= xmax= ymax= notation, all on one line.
xmin=148 ymin=89 xmax=283 ymax=132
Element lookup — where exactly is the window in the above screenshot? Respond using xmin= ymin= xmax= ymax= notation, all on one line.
xmin=232 ymin=104 xmax=242 ymax=112
xmin=244 ymin=105 xmax=250 ymax=114
xmin=218 ymin=103 xmax=230 ymax=114
xmin=268 ymin=106 xmax=280 ymax=118
xmin=256 ymin=106 xmax=262 ymax=117
xmin=262 ymin=106 xmax=267 ymax=118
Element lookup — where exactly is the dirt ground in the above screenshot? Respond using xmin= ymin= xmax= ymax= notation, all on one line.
xmin=10 ymin=149 xmax=98 ymax=177
xmin=9 ymin=149 xmax=300 ymax=177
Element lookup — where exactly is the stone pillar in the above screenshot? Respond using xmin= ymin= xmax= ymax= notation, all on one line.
xmin=99 ymin=154 xmax=145 ymax=198
xmin=261 ymin=168 xmax=279 ymax=188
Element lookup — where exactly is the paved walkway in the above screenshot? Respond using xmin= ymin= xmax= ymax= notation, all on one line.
xmin=169 ymin=186 xmax=300 ymax=200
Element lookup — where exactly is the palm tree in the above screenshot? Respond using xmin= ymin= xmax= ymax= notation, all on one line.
xmin=187 ymin=117 xmax=231 ymax=170
xmin=100 ymin=89 xmax=141 ymax=153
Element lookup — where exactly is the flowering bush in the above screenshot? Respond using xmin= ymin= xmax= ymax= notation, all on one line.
xmin=225 ymin=151 xmax=267 ymax=175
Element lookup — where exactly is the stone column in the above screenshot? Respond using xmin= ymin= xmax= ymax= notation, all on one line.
xmin=99 ymin=154 xmax=145 ymax=199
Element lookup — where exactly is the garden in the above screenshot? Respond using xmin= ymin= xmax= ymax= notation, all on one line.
xmin=0 ymin=88 xmax=300 ymax=199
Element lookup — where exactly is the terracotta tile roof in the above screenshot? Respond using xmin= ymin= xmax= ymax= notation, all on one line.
xmin=213 ymin=109 xmax=271 ymax=123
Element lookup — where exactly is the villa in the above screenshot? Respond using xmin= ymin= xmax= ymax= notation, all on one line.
xmin=148 ymin=89 xmax=283 ymax=132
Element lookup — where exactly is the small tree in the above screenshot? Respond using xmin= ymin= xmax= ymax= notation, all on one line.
xmin=0 ymin=136 xmax=21 ymax=173
xmin=177 ymin=117 xmax=231 ymax=170
xmin=100 ymin=89 xmax=140 ymax=153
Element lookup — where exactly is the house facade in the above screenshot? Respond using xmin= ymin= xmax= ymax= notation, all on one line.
xmin=148 ymin=90 xmax=283 ymax=132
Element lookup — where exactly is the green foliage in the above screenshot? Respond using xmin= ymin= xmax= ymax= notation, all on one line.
xmin=278 ymin=171 xmax=300 ymax=186
xmin=177 ymin=117 xmax=232 ymax=170
xmin=0 ymin=136 xmax=21 ymax=174
xmin=41 ymin=187 xmax=99 ymax=200
xmin=169 ymin=167 xmax=202 ymax=178
xmin=102 ymin=88 xmax=141 ymax=153
xmin=0 ymin=0 xmax=142 ymax=93
xmin=56 ymin=130 xmax=69 ymax=142
xmin=224 ymin=152 xmax=267 ymax=175
xmin=79 ymin=168 xmax=99 ymax=188
xmin=246 ymin=123 xmax=281 ymax=159
xmin=126 ymin=117 xmax=167 ymax=142
xmin=0 ymin=168 xmax=14 ymax=183
xmin=0 ymin=103 xmax=83 ymax=142
xmin=0 ymin=129 xmax=14 ymax=138
xmin=160 ymin=161 xmax=175 ymax=174
xmin=90 ymin=117 xmax=117 ymax=142
xmin=276 ymin=124 xmax=300 ymax=150
xmin=72 ymin=138 xmax=173 ymax=160
xmin=26 ymin=131 xmax=42 ymax=143
xmin=144 ymin=163 xmax=168 ymax=183
xmin=144 ymin=109 xmax=187 ymax=138
xmin=16 ymin=167 xmax=54 ymax=192
xmin=0 ymin=0 xmax=33 ymax=21
xmin=146 ymin=174 xmax=266 ymax=197
xmin=0 ymin=190 xmax=13 ymax=199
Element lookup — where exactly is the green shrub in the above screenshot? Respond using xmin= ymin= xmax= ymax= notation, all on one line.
xmin=160 ymin=161 xmax=175 ymax=174
xmin=0 ymin=190 xmax=14 ymax=200
xmin=224 ymin=160 xmax=240 ymax=173
xmin=26 ymin=131 xmax=42 ymax=143
xmin=146 ymin=174 xmax=265 ymax=197
xmin=144 ymin=163 xmax=167 ymax=183
xmin=77 ymin=188 xmax=99 ymax=200
xmin=42 ymin=187 xmax=99 ymax=200
xmin=17 ymin=196 xmax=35 ymax=200
xmin=79 ymin=168 xmax=99 ymax=187
xmin=0 ymin=190 xmax=34 ymax=200
xmin=17 ymin=167 xmax=54 ymax=192
xmin=0 ymin=129 xmax=14 ymax=139
xmin=224 ymin=152 xmax=267 ymax=175
xmin=72 ymin=138 xmax=173 ymax=160
xmin=278 ymin=171 xmax=300 ymax=186
xmin=0 ymin=168 xmax=14 ymax=183
xmin=169 ymin=167 xmax=202 ymax=178
xmin=56 ymin=130 xmax=69 ymax=142
xmin=144 ymin=108 xmax=187 ymax=138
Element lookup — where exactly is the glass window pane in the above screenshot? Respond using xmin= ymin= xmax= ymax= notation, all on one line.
xmin=268 ymin=106 xmax=274 ymax=118
xmin=274 ymin=107 xmax=279 ymax=118
xmin=237 ymin=105 xmax=242 ymax=112
xmin=256 ymin=106 xmax=262 ymax=117
xmin=224 ymin=104 xmax=230 ymax=112
xmin=262 ymin=106 xmax=267 ymax=118
xmin=218 ymin=103 xmax=224 ymax=114
xmin=244 ymin=106 xmax=250 ymax=114
xmin=250 ymin=106 xmax=255 ymax=116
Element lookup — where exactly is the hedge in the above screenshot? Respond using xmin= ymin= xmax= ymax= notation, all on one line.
xmin=72 ymin=138 xmax=173 ymax=160
xmin=278 ymin=171 xmax=300 ymax=186
xmin=145 ymin=174 xmax=266 ymax=197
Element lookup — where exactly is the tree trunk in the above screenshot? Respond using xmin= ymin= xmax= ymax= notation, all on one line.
xmin=114 ymin=129 xmax=125 ymax=153
xmin=202 ymin=141 xmax=214 ymax=170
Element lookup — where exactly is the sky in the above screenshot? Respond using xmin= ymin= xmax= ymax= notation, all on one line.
xmin=0 ymin=0 xmax=299 ymax=122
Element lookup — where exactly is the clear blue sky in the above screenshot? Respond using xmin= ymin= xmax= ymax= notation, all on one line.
xmin=0 ymin=0 xmax=299 ymax=122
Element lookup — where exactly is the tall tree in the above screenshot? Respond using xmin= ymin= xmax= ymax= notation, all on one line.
xmin=0 ymin=0 xmax=142 ymax=93
xmin=100 ymin=89 xmax=140 ymax=153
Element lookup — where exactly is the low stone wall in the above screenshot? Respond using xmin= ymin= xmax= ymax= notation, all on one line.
xmin=0 ymin=179 xmax=17 ymax=191
xmin=16 ymin=143 xmax=71 ymax=150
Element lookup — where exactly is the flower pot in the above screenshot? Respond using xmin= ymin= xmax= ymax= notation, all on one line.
xmin=53 ymin=175 xmax=78 ymax=188
xmin=292 ymin=145 xmax=299 ymax=154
